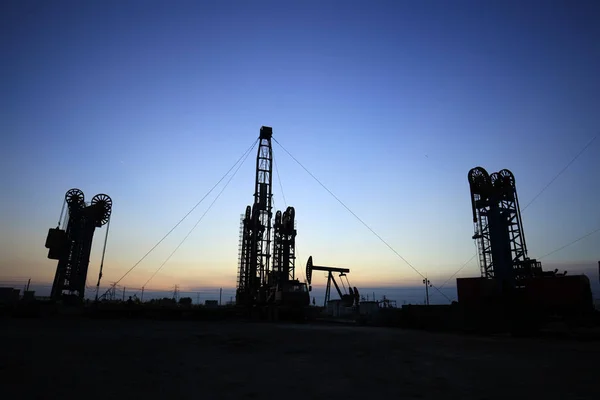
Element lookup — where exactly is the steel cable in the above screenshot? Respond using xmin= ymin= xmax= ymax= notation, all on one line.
xmin=100 ymin=138 xmax=258 ymax=298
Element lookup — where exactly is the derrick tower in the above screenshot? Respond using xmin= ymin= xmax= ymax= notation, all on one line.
xmin=45 ymin=188 xmax=112 ymax=300
xmin=237 ymin=126 xmax=274 ymax=305
xmin=468 ymin=167 xmax=541 ymax=288
xmin=272 ymin=206 xmax=297 ymax=286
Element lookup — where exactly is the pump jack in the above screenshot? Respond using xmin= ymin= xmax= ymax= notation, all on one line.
xmin=306 ymin=256 xmax=359 ymax=307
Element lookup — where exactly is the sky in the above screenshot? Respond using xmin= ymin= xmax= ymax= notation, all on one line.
xmin=1 ymin=0 xmax=599 ymax=303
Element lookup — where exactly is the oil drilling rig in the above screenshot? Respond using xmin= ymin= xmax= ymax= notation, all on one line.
xmin=458 ymin=167 xmax=592 ymax=324
xmin=236 ymin=126 xmax=309 ymax=316
xmin=467 ymin=167 xmax=542 ymax=288
xmin=45 ymin=188 xmax=112 ymax=301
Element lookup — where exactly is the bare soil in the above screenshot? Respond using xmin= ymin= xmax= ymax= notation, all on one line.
xmin=1 ymin=318 xmax=598 ymax=399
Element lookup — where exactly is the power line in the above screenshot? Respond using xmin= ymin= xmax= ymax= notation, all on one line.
xmin=102 ymin=138 xmax=258 ymax=294
xmin=273 ymin=137 xmax=452 ymax=303
xmin=95 ymin=216 xmax=111 ymax=300
xmin=273 ymin=155 xmax=288 ymax=207
xmin=521 ymin=134 xmax=597 ymax=212
xmin=137 ymin=139 xmax=256 ymax=291
xmin=439 ymin=252 xmax=477 ymax=289
xmin=539 ymin=226 xmax=600 ymax=260
xmin=57 ymin=198 xmax=66 ymax=227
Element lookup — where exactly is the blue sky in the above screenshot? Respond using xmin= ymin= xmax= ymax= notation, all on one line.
xmin=1 ymin=0 xmax=599 ymax=300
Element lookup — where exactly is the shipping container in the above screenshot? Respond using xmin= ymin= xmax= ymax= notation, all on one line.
xmin=524 ymin=275 xmax=593 ymax=315
xmin=456 ymin=277 xmax=498 ymax=305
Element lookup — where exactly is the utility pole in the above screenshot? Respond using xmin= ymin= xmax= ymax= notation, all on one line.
xmin=141 ymin=286 xmax=145 ymax=302
xmin=26 ymin=278 xmax=31 ymax=291
xmin=173 ymin=285 xmax=179 ymax=301
xmin=423 ymin=277 xmax=432 ymax=306
xmin=109 ymin=282 xmax=116 ymax=301
xmin=122 ymin=286 xmax=126 ymax=301
xmin=219 ymin=287 xmax=222 ymax=305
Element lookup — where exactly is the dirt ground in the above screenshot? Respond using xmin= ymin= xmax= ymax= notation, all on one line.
xmin=1 ymin=318 xmax=598 ymax=399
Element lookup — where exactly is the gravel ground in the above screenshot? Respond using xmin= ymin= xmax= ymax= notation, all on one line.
xmin=1 ymin=318 xmax=598 ymax=399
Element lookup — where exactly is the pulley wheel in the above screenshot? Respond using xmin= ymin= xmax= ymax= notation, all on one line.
xmin=468 ymin=167 xmax=490 ymax=191
xmin=498 ymin=169 xmax=515 ymax=188
xmin=65 ymin=188 xmax=85 ymax=206
xmin=91 ymin=194 xmax=112 ymax=226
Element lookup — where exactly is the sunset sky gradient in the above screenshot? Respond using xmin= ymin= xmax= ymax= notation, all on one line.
xmin=2 ymin=0 xmax=599 ymax=302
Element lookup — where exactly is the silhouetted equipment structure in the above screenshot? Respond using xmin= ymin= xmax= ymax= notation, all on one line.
xmin=45 ymin=189 xmax=112 ymax=300
xmin=237 ymin=126 xmax=274 ymax=306
xmin=236 ymin=127 xmax=309 ymax=313
xmin=467 ymin=167 xmax=541 ymax=288
xmin=306 ymin=256 xmax=359 ymax=307
xmin=458 ymin=167 xmax=593 ymax=321
xmin=272 ymin=206 xmax=297 ymax=285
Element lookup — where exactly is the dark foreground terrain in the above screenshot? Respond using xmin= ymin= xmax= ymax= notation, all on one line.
xmin=1 ymin=318 xmax=598 ymax=399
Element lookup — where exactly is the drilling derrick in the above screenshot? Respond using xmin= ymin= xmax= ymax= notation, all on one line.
xmin=272 ymin=206 xmax=296 ymax=286
xmin=237 ymin=206 xmax=252 ymax=302
xmin=236 ymin=127 xmax=309 ymax=314
xmin=491 ymin=169 xmax=532 ymax=280
xmin=236 ymin=126 xmax=274 ymax=306
xmin=45 ymin=189 xmax=112 ymax=300
xmin=460 ymin=167 xmax=594 ymax=325
xmin=468 ymin=167 xmax=540 ymax=288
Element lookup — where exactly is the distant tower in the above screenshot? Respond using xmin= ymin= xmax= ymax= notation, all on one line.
xmin=468 ymin=167 xmax=541 ymax=289
xmin=272 ymin=206 xmax=297 ymax=285
xmin=45 ymin=189 xmax=112 ymax=300
xmin=236 ymin=126 xmax=274 ymax=306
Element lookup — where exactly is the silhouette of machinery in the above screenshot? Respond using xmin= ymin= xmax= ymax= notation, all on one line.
xmin=468 ymin=167 xmax=542 ymax=288
xmin=306 ymin=256 xmax=359 ymax=307
xmin=458 ymin=167 xmax=592 ymax=317
xmin=271 ymin=206 xmax=297 ymax=287
xmin=45 ymin=189 xmax=112 ymax=300
xmin=236 ymin=127 xmax=309 ymax=310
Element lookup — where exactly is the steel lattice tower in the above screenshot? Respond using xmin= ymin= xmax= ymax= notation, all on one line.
xmin=272 ymin=206 xmax=296 ymax=286
xmin=46 ymin=188 xmax=112 ymax=300
xmin=236 ymin=126 xmax=274 ymax=305
xmin=469 ymin=167 xmax=495 ymax=278
xmin=491 ymin=169 xmax=529 ymax=276
xmin=253 ymin=127 xmax=274 ymax=293
xmin=468 ymin=167 xmax=540 ymax=288
xmin=237 ymin=206 xmax=252 ymax=301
